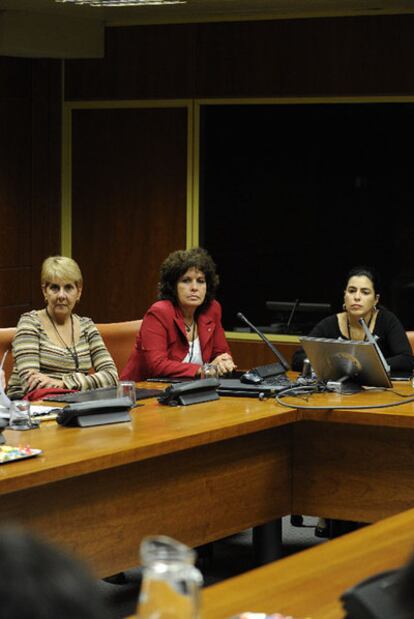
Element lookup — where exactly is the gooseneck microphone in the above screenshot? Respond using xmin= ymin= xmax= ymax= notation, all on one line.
xmin=237 ymin=312 xmax=290 ymax=370
xmin=359 ymin=317 xmax=390 ymax=374
xmin=286 ymin=298 xmax=300 ymax=333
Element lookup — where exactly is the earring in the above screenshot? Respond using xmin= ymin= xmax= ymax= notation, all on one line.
xmin=343 ymin=303 xmax=346 ymax=310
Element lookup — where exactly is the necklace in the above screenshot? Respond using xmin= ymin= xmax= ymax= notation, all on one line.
xmin=182 ymin=317 xmax=196 ymax=361
xmin=184 ymin=320 xmax=194 ymax=333
xmin=188 ymin=322 xmax=196 ymax=362
xmin=45 ymin=309 xmax=79 ymax=370
xmin=347 ymin=310 xmax=375 ymax=341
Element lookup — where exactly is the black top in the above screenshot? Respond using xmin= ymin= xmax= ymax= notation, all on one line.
xmin=292 ymin=308 xmax=414 ymax=373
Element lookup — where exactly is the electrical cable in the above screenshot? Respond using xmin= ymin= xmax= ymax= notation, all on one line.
xmin=275 ymin=383 xmax=414 ymax=411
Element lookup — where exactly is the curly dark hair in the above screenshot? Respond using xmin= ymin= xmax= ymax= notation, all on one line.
xmin=158 ymin=247 xmax=219 ymax=311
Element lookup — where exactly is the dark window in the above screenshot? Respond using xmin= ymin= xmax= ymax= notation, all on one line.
xmin=199 ymin=103 xmax=414 ymax=332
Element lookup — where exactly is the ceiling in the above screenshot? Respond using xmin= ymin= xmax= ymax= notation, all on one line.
xmin=1 ymin=0 xmax=414 ymax=26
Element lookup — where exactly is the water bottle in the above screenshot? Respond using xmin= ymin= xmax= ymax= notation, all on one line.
xmin=137 ymin=536 xmax=203 ymax=619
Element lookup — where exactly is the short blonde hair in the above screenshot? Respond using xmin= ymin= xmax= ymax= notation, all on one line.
xmin=41 ymin=256 xmax=83 ymax=288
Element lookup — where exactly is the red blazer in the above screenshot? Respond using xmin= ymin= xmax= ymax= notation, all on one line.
xmin=121 ymin=299 xmax=232 ymax=381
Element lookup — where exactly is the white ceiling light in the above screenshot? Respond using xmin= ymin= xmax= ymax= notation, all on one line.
xmin=55 ymin=0 xmax=186 ymax=5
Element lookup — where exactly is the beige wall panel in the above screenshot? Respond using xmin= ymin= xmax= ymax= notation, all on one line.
xmin=71 ymin=107 xmax=188 ymax=323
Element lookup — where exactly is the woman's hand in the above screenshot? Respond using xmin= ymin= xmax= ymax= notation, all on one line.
xmin=26 ymin=370 xmax=65 ymax=390
xmin=210 ymin=353 xmax=236 ymax=376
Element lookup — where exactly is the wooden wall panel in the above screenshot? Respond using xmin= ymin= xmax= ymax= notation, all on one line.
xmin=278 ymin=16 xmax=414 ymax=96
xmin=2 ymin=15 xmax=413 ymax=334
xmin=0 ymin=58 xmax=61 ymax=327
xmin=62 ymin=13 xmax=414 ymax=335
xmin=196 ymin=16 xmax=414 ymax=97
xmin=65 ymin=15 xmax=414 ymax=101
xmin=195 ymin=20 xmax=285 ymax=97
xmin=227 ymin=339 xmax=300 ymax=371
xmin=0 ymin=98 xmax=32 ymax=267
xmin=293 ymin=421 xmax=414 ymax=522
xmin=30 ymin=60 xmax=62 ymax=307
xmin=0 ymin=56 xmax=31 ymax=98
xmin=66 ymin=24 xmax=197 ymax=101
xmin=0 ymin=70 xmax=33 ymax=326
xmin=71 ymin=107 xmax=187 ymax=322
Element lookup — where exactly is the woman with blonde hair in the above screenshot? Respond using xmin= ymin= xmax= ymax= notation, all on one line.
xmin=7 ymin=256 xmax=118 ymax=399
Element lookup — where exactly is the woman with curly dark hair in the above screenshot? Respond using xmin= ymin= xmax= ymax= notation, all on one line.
xmin=121 ymin=247 xmax=235 ymax=381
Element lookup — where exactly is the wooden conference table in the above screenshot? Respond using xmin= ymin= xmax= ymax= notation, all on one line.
xmin=202 ymin=505 xmax=414 ymax=619
xmin=1 ymin=380 xmax=414 ymax=579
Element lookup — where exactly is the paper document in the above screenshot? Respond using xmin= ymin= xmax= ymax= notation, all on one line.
xmin=0 ymin=404 xmax=59 ymax=421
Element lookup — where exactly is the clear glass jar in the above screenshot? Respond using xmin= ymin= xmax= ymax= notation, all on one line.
xmin=137 ymin=536 xmax=203 ymax=619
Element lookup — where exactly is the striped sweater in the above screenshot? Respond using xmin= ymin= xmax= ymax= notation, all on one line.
xmin=7 ymin=311 xmax=118 ymax=398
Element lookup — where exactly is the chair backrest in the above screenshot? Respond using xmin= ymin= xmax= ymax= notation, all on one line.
xmin=0 ymin=327 xmax=16 ymax=383
xmin=407 ymin=331 xmax=414 ymax=354
xmin=96 ymin=320 xmax=142 ymax=375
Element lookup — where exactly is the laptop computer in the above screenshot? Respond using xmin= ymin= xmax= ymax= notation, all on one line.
xmin=300 ymin=336 xmax=392 ymax=389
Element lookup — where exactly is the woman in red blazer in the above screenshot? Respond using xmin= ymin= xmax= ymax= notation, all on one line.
xmin=121 ymin=248 xmax=235 ymax=381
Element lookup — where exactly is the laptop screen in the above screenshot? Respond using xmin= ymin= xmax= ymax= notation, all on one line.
xmin=300 ymin=336 xmax=392 ymax=389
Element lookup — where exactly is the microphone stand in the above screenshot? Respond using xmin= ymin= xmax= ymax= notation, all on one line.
xmin=237 ymin=312 xmax=290 ymax=371
xmin=358 ymin=317 xmax=390 ymax=374
xmin=286 ymin=299 xmax=300 ymax=334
